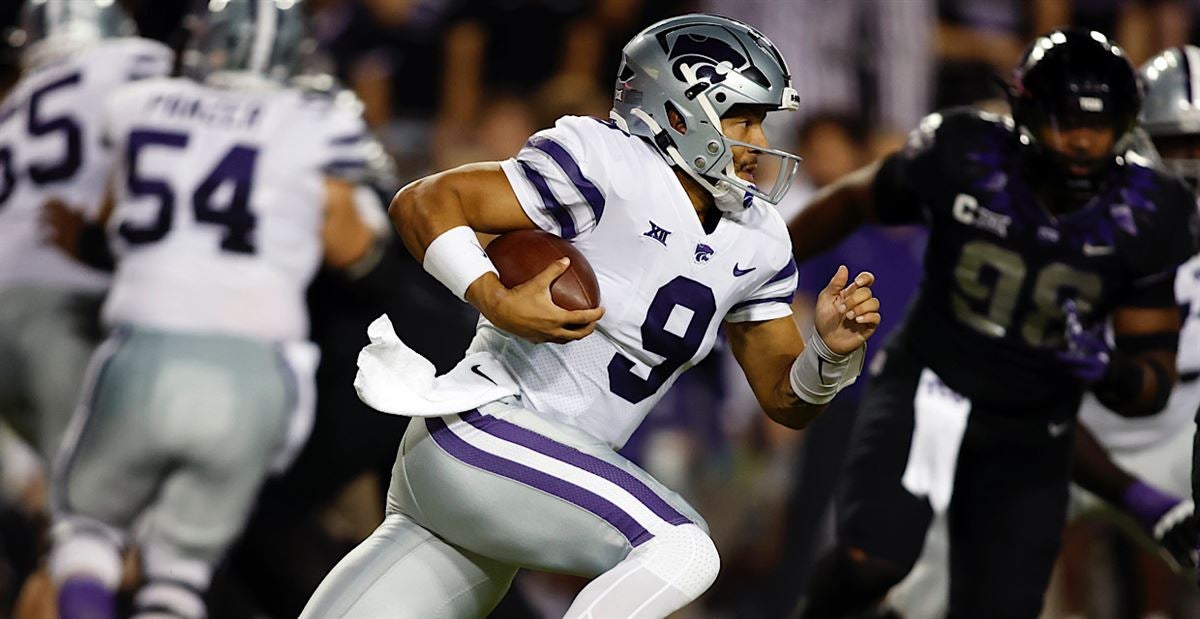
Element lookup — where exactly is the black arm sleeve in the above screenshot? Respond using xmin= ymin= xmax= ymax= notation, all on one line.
xmin=1121 ymin=272 xmax=1177 ymax=308
xmin=870 ymin=153 xmax=926 ymax=226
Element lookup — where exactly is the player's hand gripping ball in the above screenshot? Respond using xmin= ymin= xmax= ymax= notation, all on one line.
xmin=482 ymin=230 xmax=603 ymax=344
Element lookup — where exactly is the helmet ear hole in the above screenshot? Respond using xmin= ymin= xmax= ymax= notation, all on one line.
xmin=618 ymin=61 xmax=635 ymax=82
xmin=664 ymin=101 xmax=688 ymax=135
xmin=714 ymin=92 xmax=727 ymax=103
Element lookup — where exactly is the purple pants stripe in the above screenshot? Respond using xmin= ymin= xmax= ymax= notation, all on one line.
xmin=425 ymin=416 xmax=654 ymax=547
xmin=460 ymin=411 xmax=692 ymax=527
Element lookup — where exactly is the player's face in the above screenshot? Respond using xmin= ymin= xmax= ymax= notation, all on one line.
xmin=1037 ymin=123 xmax=1116 ymax=176
xmin=722 ymin=106 xmax=770 ymax=182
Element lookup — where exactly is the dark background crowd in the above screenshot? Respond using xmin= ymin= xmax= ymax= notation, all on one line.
xmin=2 ymin=1 xmax=1200 ymax=617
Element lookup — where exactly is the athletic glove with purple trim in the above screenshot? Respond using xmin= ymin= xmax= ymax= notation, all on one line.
xmin=1057 ymin=299 xmax=1111 ymax=386
xmin=1124 ymin=481 xmax=1198 ymax=573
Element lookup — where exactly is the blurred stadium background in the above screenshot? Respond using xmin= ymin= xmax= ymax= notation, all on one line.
xmin=1 ymin=1 xmax=1199 ymax=617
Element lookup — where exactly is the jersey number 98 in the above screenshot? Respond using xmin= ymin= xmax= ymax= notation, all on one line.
xmin=952 ymin=239 xmax=1103 ymax=347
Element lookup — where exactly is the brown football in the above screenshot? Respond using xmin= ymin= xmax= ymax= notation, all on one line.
xmin=485 ymin=230 xmax=601 ymax=311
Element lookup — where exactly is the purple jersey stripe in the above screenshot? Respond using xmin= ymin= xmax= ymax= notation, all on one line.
xmin=426 ymin=416 xmax=653 ymax=546
xmin=323 ymin=158 xmax=366 ymax=170
xmin=729 ymin=293 xmax=796 ymax=313
xmin=461 ymin=411 xmax=692 ymax=527
xmin=329 ymin=132 xmax=367 ymax=146
xmin=766 ymin=258 xmax=798 ymax=286
xmin=518 ymin=160 xmax=577 ymax=238
xmin=527 ymin=136 xmax=606 ymax=223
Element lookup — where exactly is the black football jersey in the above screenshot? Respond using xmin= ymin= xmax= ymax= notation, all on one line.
xmin=873 ymin=108 xmax=1200 ymax=412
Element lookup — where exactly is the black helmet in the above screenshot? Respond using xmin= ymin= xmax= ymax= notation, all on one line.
xmin=1009 ymin=29 xmax=1140 ymax=202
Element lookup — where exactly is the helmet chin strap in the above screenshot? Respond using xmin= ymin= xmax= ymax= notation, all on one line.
xmin=629 ymin=108 xmax=748 ymax=213
xmin=677 ymin=63 xmax=756 ymax=213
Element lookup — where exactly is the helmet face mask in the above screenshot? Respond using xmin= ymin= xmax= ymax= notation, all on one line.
xmin=611 ymin=14 xmax=801 ymax=212
xmin=1035 ymin=116 xmax=1118 ymax=177
xmin=1138 ymin=46 xmax=1200 ymax=195
xmin=1009 ymin=29 xmax=1140 ymax=203
xmin=182 ymin=0 xmax=312 ymax=89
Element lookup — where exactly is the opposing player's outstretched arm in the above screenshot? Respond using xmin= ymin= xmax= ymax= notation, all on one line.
xmin=390 ymin=162 xmax=604 ymax=343
xmin=727 ymin=266 xmax=880 ymax=429
xmin=788 ymin=160 xmax=883 ymax=262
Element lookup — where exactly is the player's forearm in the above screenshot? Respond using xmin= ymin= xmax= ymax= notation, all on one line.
xmin=323 ymin=179 xmax=376 ymax=270
xmin=764 ymin=383 xmax=827 ymax=430
xmin=1094 ymin=349 xmax=1177 ymax=417
xmin=1070 ymin=423 xmax=1137 ymax=505
xmin=788 ymin=163 xmax=878 ymax=262
xmin=761 ymin=339 xmax=863 ymax=430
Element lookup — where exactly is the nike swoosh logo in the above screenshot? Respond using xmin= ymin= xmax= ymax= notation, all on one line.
xmin=733 ymin=263 xmax=756 ymax=277
xmin=471 ymin=364 xmax=497 ymax=386
xmin=1082 ymin=243 xmax=1114 ymax=256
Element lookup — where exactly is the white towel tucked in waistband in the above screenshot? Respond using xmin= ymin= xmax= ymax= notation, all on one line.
xmin=354 ymin=314 xmax=519 ymax=417
xmin=901 ymin=368 xmax=971 ymax=513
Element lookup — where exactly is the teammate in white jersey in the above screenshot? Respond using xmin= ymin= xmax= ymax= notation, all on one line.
xmin=45 ymin=3 xmax=376 ymax=618
xmin=0 ymin=0 xmax=172 ymax=463
xmin=303 ymin=14 xmax=881 ymax=619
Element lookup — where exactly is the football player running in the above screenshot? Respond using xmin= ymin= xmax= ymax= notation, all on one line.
xmin=0 ymin=0 xmax=172 ymax=466
xmin=886 ymin=47 xmax=1200 ymax=617
xmin=45 ymin=2 xmax=376 ymax=618
xmin=789 ymin=30 xmax=1200 ymax=617
xmin=302 ymin=14 xmax=879 ymax=619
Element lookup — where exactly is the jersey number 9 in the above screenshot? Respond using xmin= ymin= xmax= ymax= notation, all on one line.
xmin=609 ymin=276 xmax=717 ymax=403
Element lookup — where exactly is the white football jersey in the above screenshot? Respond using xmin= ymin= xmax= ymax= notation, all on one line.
xmin=1079 ymin=254 xmax=1200 ymax=450
xmin=0 ymin=38 xmax=172 ymax=292
xmin=101 ymin=77 xmax=367 ymax=342
xmin=472 ymin=116 xmax=799 ymax=448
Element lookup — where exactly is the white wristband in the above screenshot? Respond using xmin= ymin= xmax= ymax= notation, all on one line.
xmin=789 ymin=333 xmax=865 ymax=405
xmin=422 ymin=226 xmax=498 ymax=301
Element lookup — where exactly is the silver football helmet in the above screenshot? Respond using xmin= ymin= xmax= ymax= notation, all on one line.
xmin=14 ymin=0 xmax=137 ymax=70
xmin=611 ymin=14 xmax=801 ymax=212
xmin=182 ymin=0 xmax=313 ymax=89
xmin=1138 ymin=46 xmax=1200 ymax=188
